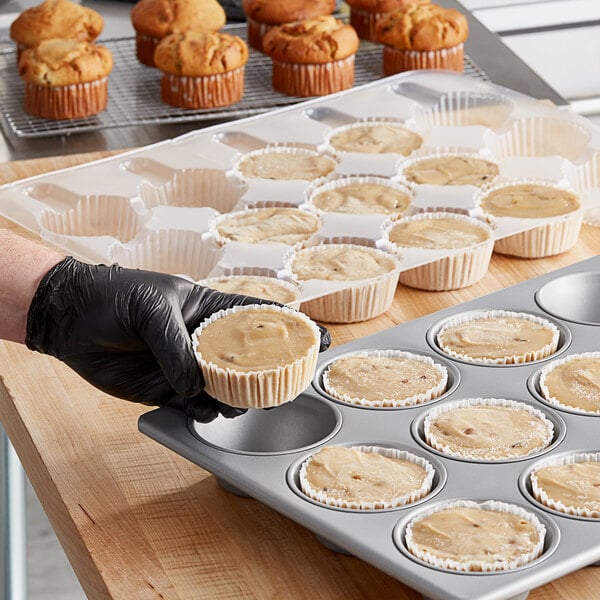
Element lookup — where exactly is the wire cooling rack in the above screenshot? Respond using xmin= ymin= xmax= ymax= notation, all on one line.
xmin=0 ymin=24 xmax=488 ymax=138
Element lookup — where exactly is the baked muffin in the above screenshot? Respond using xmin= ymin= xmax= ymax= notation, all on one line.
xmin=192 ymin=304 xmax=321 ymax=408
xmin=242 ymin=0 xmax=336 ymax=52
xmin=131 ymin=0 xmax=226 ymax=67
xmin=154 ymin=31 xmax=248 ymax=109
xmin=262 ymin=16 xmax=360 ymax=97
xmin=405 ymin=500 xmax=545 ymax=572
xmin=234 ymin=147 xmax=337 ymax=181
xmin=10 ymin=0 xmax=103 ymax=62
xmin=399 ymin=153 xmax=500 ymax=187
xmin=477 ymin=181 xmax=583 ymax=258
xmin=531 ymin=453 xmax=600 ymax=518
xmin=287 ymin=242 xmax=399 ymax=323
xmin=423 ymin=398 xmax=554 ymax=461
xmin=436 ymin=310 xmax=560 ymax=365
xmin=376 ymin=3 xmax=469 ymax=74
xmin=345 ymin=0 xmax=430 ymax=41
xmin=211 ymin=207 xmax=320 ymax=246
xmin=323 ymin=350 xmax=448 ymax=408
xmin=539 ymin=352 xmax=600 ymax=413
xmin=199 ymin=275 xmax=300 ymax=305
xmin=383 ymin=212 xmax=494 ymax=291
xmin=307 ymin=176 xmax=412 ymax=216
xmin=299 ymin=445 xmax=434 ymax=510
xmin=18 ymin=39 xmax=113 ymax=120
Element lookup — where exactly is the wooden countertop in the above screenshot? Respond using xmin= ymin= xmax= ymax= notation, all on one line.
xmin=0 ymin=151 xmax=599 ymax=600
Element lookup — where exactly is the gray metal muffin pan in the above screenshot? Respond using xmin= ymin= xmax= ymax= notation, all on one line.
xmin=139 ymin=255 xmax=600 ymax=600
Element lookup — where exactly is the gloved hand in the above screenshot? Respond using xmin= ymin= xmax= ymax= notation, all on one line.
xmin=25 ymin=257 xmax=331 ymax=422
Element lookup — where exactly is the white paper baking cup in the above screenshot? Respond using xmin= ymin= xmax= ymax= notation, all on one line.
xmin=299 ymin=445 xmax=435 ymax=510
xmin=405 ymin=499 xmax=546 ymax=572
xmin=108 ymin=228 xmax=222 ymax=281
xmin=475 ymin=178 xmax=584 ymax=258
xmin=305 ymin=175 xmax=413 ymax=216
xmin=138 ymin=167 xmax=246 ymax=213
xmin=382 ymin=212 xmax=494 ymax=291
xmin=198 ymin=273 xmax=301 ymax=307
xmin=192 ymin=304 xmax=321 ymax=409
xmin=322 ymin=350 xmax=448 ymax=408
xmin=489 ymin=116 xmax=591 ymax=162
xmin=38 ymin=195 xmax=146 ymax=243
xmin=539 ymin=352 xmax=600 ymax=414
xmin=410 ymin=91 xmax=514 ymax=131
xmin=436 ymin=310 xmax=560 ymax=365
xmin=208 ymin=206 xmax=321 ymax=247
xmin=423 ymin=397 xmax=554 ymax=460
xmin=396 ymin=150 xmax=500 ymax=188
xmin=530 ymin=452 xmax=600 ymax=518
xmin=231 ymin=146 xmax=337 ymax=183
xmin=285 ymin=241 xmax=400 ymax=323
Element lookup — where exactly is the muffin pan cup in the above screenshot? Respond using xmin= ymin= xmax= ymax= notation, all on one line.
xmin=140 ymin=255 xmax=600 ymax=600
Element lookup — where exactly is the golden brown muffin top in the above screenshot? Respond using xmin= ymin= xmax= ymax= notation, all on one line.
xmin=376 ymin=3 xmax=468 ymax=51
xmin=18 ymin=39 xmax=113 ymax=87
xmin=10 ymin=0 xmax=103 ymax=47
xmin=242 ymin=0 xmax=335 ymax=25
xmin=131 ymin=0 xmax=226 ymax=38
xmin=154 ymin=31 xmax=248 ymax=76
xmin=346 ymin=0 xmax=429 ymax=14
xmin=263 ymin=16 xmax=360 ymax=64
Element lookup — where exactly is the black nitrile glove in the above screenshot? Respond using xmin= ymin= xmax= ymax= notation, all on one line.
xmin=25 ymin=257 xmax=331 ymax=422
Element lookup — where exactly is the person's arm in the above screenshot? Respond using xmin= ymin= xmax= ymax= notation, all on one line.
xmin=0 ymin=230 xmax=64 ymax=343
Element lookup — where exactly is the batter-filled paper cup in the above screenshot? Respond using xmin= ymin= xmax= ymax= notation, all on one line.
xmin=192 ymin=304 xmax=321 ymax=409
xmin=405 ymin=499 xmax=546 ymax=572
xmin=299 ymin=445 xmax=435 ymax=510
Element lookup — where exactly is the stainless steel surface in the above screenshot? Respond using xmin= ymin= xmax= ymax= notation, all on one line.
xmin=139 ymin=255 xmax=600 ymax=600
xmin=0 ymin=0 xmax=567 ymax=161
xmin=0 ymin=426 xmax=27 ymax=600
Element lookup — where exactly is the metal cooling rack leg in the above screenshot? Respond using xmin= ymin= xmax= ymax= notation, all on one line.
xmin=0 ymin=425 xmax=27 ymax=600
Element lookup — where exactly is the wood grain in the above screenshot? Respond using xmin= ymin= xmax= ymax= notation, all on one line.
xmin=0 ymin=151 xmax=599 ymax=600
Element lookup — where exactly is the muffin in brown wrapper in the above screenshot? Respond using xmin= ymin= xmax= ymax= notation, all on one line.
xmin=10 ymin=0 xmax=103 ymax=63
xmin=155 ymin=31 xmax=248 ymax=109
xmin=19 ymin=39 xmax=113 ymax=119
xmin=131 ymin=0 xmax=226 ymax=67
xmin=263 ymin=16 xmax=359 ymax=97
xmin=242 ymin=0 xmax=336 ymax=51
xmin=376 ymin=3 xmax=468 ymax=74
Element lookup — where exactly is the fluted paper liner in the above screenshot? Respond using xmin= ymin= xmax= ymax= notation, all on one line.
xmin=286 ymin=241 xmax=400 ymax=323
xmin=411 ymin=91 xmax=513 ymax=131
xmin=348 ymin=6 xmax=386 ymax=41
xmin=405 ymin=500 xmax=546 ymax=572
xmin=108 ymin=228 xmax=221 ymax=281
xmin=475 ymin=178 xmax=584 ymax=258
xmin=423 ymin=397 xmax=554 ymax=460
xmin=139 ymin=167 xmax=245 ymax=212
xmin=272 ymin=55 xmax=356 ymax=98
xmin=382 ymin=44 xmax=464 ymax=76
xmin=135 ymin=33 xmax=160 ymax=67
xmin=436 ymin=310 xmax=560 ymax=364
xmin=38 ymin=194 xmax=146 ymax=244
xmin=299 ymin=445 xmax=435 ymax=510
xmin=382 ymin=212 xmax=494 ymax=291
xmin=192 ymin=304 xmax=321 ymax=409
xmin=305 ymin=175 xmax=413 ymax=216
xmin=530 ymin=452 xmax=600 ymax=518
xmin=198 ymin=273 xmax=301 ymax=307
xmin=322 ymin=350 xmax=448 ymax=408
xmin=539 ymin=352 xmax=600 ymax=414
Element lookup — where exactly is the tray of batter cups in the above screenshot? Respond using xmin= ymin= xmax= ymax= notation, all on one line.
xmin=1 ymin=70 xmax=600 ymax=324
xmin=139 ymin=254 xmax=600 ymax=600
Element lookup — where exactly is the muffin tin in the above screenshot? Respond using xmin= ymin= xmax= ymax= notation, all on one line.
xmin=139 ymin=255 xmax=600 ymax=600
xmin=0 ymin=70 xmax=599 ymax=314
